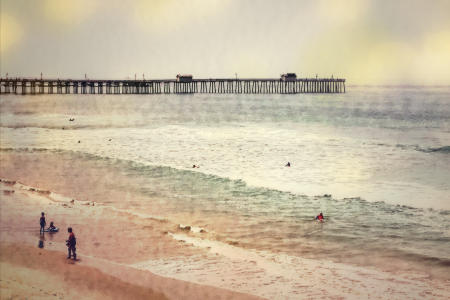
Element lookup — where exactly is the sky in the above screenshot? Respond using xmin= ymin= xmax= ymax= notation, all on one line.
xmin=1 ymin=0 xmax=450 ymax=85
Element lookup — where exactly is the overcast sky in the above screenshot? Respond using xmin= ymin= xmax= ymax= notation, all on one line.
xmin=1 ymin=0 xmax=450 ymax=84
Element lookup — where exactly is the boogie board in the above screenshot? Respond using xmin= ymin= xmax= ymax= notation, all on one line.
xmin=44 ymin=227 xmax=59 ymax=233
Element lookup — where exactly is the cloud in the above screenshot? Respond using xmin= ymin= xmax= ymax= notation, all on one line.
xmin=0 ymin=13 xmax=23 ymax=55
xmin=1 ymin=0 xmax=449 ymax=84
xmin=316 ymin=0 xmax=369 ymax=25
xmin=133 ymin=0 xmax=228 ymax=33
xmin=42 ymin=0 xmax=98 ymax=27
xmin=298 ymin=0 xmax=450 ymax=84
xmin=416 ymin=31 xmax=450 ymax=82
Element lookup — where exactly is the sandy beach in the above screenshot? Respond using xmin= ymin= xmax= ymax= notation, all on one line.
xmin=0 ymin=176 xmax=262 ymax=300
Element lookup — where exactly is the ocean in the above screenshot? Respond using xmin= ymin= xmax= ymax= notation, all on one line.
xmin=1 ymin=85 xmax=449 ymax=285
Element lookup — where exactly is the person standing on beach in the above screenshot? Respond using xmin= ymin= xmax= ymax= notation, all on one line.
xmin=66 ymin=227 xmax=77 ymax=260
xmin=39 ymin=212 xmax=46 ymax=234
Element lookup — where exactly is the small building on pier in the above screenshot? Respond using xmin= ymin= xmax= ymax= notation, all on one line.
xmin=281 ymin=73 xmax=297 ymax=81
xmin=176 ymin=74 xmax=193 ymax=82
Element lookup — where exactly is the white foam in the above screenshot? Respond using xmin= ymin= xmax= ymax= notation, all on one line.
xmin=105 ymin=206 xmax=167 ymax=222
xmin=3 ymin=116 xmax=449 ymax=210
xmin=130 ymin=232 xmax=448 ymax=299
xmin=178 ymin=224 xmax=205 ymax=233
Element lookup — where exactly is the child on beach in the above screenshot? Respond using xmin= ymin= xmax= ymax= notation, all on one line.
xmin=66 ymin=227 xmax=77 ymax=260
xmin=39 ymin=212 xmax=46 ymax=234
xmin=47 ymin=221 xmax=58 ymax=232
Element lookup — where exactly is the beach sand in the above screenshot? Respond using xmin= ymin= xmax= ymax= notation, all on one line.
xmin=0 ymin=178 xmax=260 ymax=300
xmin=0 ymin=245 xmax=166 ymax=300
xmin=1 ymin=151 xmax=449 ymax=299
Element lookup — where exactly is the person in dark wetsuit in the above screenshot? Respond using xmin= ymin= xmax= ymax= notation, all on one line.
xmin=66 ymin=227 xmax=77 ymax=260
xmin=315 ymin=212 xmax=324 ymax=222
xmin=48 ymin=221 xmax=57 ymax=232
xmin=285 ymin=162 xmax=291 ymax=167
xmin=39 ymin=212 xmax=46 ymax=234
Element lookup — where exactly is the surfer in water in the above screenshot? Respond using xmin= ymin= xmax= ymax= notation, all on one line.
xmin=285 ymin=162 xmax=291 ymax=167
xmin=315 ymin=212 xmax=324 ymax=222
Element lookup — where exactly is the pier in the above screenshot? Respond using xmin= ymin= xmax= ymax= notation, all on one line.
xmin=0 ymin=75 xmax=345 ymax=95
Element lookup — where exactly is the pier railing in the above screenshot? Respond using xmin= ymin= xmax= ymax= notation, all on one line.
xmin=0 ymin=78 xmax=345 ymax=95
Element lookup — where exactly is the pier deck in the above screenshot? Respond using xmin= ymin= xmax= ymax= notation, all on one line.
xmin=0 ymin=77 xmax=345 ymax=95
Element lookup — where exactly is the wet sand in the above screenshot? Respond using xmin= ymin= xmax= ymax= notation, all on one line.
xmin=0 ymin=244 xmax=166 ymax=300
xmin=0 ymin=179 xmax=260 ymax=300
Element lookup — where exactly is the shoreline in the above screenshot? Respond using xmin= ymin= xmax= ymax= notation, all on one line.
xmin=1 ymin=177 xmax=449 ymax=299
xmin=0 ymin=179 xmax=260 ymax=300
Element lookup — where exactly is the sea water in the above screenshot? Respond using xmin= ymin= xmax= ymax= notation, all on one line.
xmin=1 ymin=85 xmax=449 ymax=279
